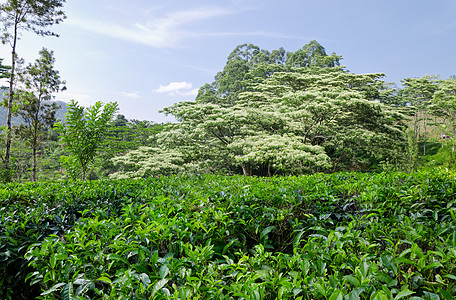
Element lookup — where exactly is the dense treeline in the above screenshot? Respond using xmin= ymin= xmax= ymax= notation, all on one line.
xmin=1 ymin=41 xmax=456 ymax=181
xmin=109 ymin=42 xmax=456 ymax=179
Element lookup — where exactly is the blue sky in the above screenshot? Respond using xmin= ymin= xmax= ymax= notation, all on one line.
xmin=0 ymin=0 xmax=455 ymax=122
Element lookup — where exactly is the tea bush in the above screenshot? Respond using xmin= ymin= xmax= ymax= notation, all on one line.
xmin=1 ymin=172 xmax=455 ymax=299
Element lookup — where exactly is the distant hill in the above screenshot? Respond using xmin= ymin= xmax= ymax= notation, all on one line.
xmin=0 ymin=100 xmax=68 ymax=126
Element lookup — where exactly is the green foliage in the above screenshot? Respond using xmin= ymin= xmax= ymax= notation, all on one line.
xmin=0 ymin=58 xmax=10 ymax=80
xmin=95 ymin=116 xmax=167 ymax=178
xmin=107 ymin=42 xmax=405 ymax=178
xmin=196 ymin=41 xmax=341 ymax=106
xmin=0 ymin=0 xmax=67 ymax=180
xmin=399 ymin=76 xmax=440 ymax=158
xmin=0 ymin=172 xmax=455 ymax=298
xmin=147 ymin=68 xmax=408 ymax=178
xmin=54 ymin=100 xmax=118 ymax=180
xmin=13 ymin=48 xmax=64 ymax=181
xmin=430 ymin=77 xmax=456 ymax=160
xmin=0 ymin=0 xmax=66 ymax=40
xmin=110 ymin=146 xmax=185 ymax=178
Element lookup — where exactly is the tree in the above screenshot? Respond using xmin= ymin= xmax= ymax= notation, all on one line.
xmin=118 ymin=68 xmax=406 ymax=178
xmin=196 ymin=41 xmax=342 ymax=106
xmin=285 ymin=40 xmax=341 ymax=68
xmin=0 ymin=0 xmax=66 ymax=179
xmin=163 ymin=70 xmax=407 ymax=174
xmin=95 ymin=115 xmax=166 ymax=178
xmin=55 ymin=100 xmax=118 ymax=180
xmin=110 ymin=147 xmax=185 ymax=179
xmin=398 ymin=76 xmax=439 ymax=156
xmin=14 ymin=48 xmax=64 ymax=181
xmin=110 ymin=42 xmax=407 ymax=179
xmin=431 ymin=76 xmax=456 ymax=159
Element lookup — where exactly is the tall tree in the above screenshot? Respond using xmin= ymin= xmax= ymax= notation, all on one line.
xmin=0 ymin=0 xmax=66 ymax=180
xmin=196 ymin=41 xmax=342 ymax=106
xmin=399 ymin=76 xmax=439 ymax=156
xmin=55 ymin=100 xmax=118 ymax=180
xmin=95 ymin=115 xmax=165 ymax=178
xmin=14 ymin=48 xmax=64 ymax=181
xmin=285 ymin=40 xmax=341 ymax=68
xmin=117 ymin=69 xmax=406 ymax=178
xmin=431 ymin=76 xmax=456 ymax=156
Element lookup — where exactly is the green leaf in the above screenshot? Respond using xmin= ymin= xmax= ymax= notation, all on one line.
xmin=152 ymin=278 xmax=169 ymax=297
xmin=444 ymin=274 xmax=456 ymax=281
xmin=293 ymin=230 xmax=306 ymax=250
xmin=411 ymin=243 xmax=424 ymax=259
xmin=97 ymin=276 xmax=112 ymax=284
xmin=41 ymin=282 xmax=66 ymax=296
xmin=348 ymin=288 xmax=364 ymax=300
xmin=139 ymin=273 xmax=151 ymax=287
xmin=62 ymin=282 xmax=74 ymax=300
xmin=438 ymin=289 xmax=454 ymax=300
xmin=394 ymin=289 xmax=415 ymax=300
xmin=260 ymin=226 xmax=276 ymax=240
xmin=395 ymin=257 xmax=416 ymax=265
xmin=222 ymin=239 xmax=237 ymax=255
xmin=423 ymin=262 xmax=443 ymax=270
xmin=344 ymin=275 xmax=360 ymax=287
xmin=328 ymin=290 xmax=344 ymax=300
xmin=159 ymin=265 xmax=170 ymax=279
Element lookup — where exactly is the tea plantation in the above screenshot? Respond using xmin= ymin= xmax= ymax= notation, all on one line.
xmin=1 ymin=172 xmax=455 ymax=299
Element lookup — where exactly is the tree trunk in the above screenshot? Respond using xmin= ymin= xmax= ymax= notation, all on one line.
xmin=4 ymin=16 xmax=19 ymax=180
xmin=452 ymin=113 xmax=456 ymax=154
xmin=423 ymin=107 xmax=428 ymax=156
xmin=31 ymin=92 xmax=43 ymax=182
xmin=241 ymin=164 xmax=251 ymax=176
xmin=32 ymin=142 xmax=37 ymax=181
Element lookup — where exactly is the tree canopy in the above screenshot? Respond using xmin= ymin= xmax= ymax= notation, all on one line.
xmin=111 ymin=42 xmax=407 ymax=178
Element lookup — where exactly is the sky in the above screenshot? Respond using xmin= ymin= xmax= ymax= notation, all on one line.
xmin=0 ymin=0 xmax=455 ymax=122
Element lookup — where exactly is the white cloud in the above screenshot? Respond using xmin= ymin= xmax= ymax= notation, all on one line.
xmin=58 ymin=90 xmax=96 ymax=107
xmin=67 ymin=7 xmax=233 ymax=48
xmin=156 ymin=81 xmax=192 ymax=93
xmin=155 ymin=81 xmax=198 ymax=96
xmin=121 ymin=91 xmax=141 ymax=99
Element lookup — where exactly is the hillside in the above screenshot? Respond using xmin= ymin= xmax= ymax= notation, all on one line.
xmin=0 ymin=100 xmax=68 ymax=126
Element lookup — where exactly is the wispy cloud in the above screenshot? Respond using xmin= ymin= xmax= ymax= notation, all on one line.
xmin=67 ymin=7 xmax=233 ymax=48
xmin=198 ymin=31 xmax=308 ymax=40
xmin=155 ymin=81 xmax=198 ymax=96
xmin=433 ymin=22 xmax=456 ymax=35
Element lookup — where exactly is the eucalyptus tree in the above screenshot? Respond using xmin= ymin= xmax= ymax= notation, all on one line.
xmin=14 ymin=48 xmax=64 ymax=181
xmin=399 ymin=76 xmax=439 ymax=156
xmin=431 ymin=76 xmax=456 ymax=157
xmin=0 ymin=0 xmax=66 ymax=179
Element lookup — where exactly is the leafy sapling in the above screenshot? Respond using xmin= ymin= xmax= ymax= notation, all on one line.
xmin=55 ymin=100 xmax=118 ymax=180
